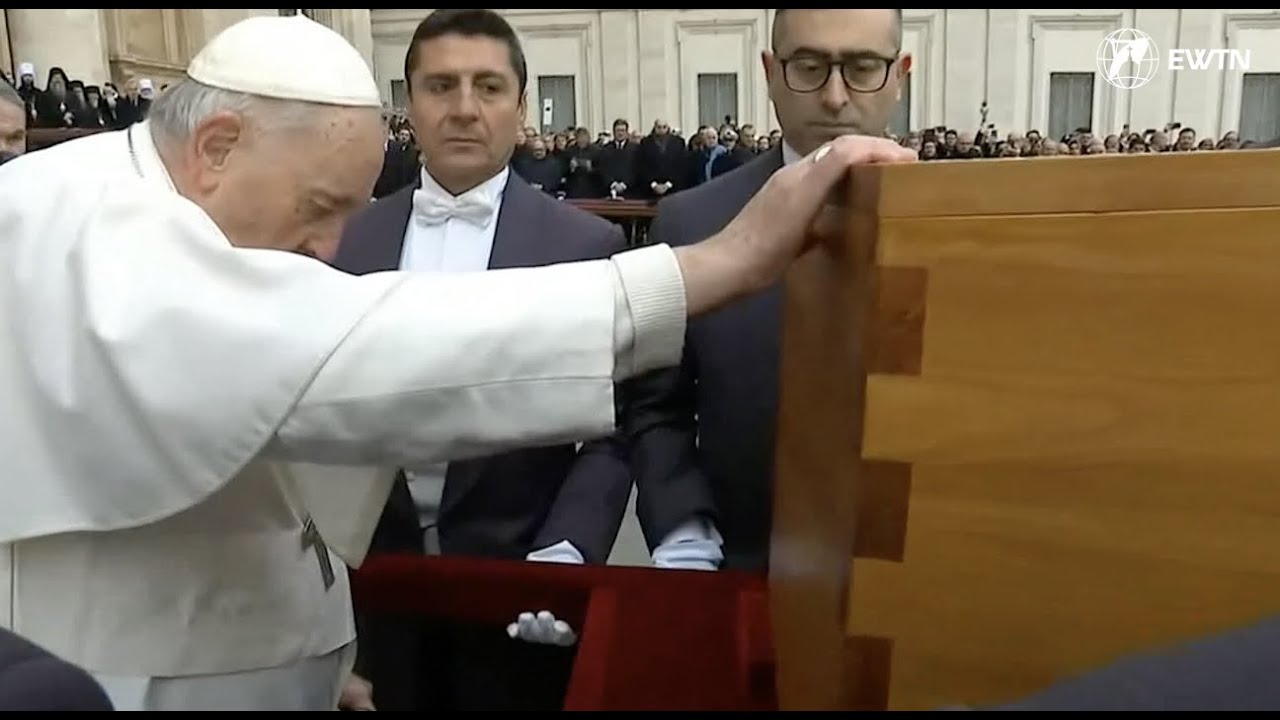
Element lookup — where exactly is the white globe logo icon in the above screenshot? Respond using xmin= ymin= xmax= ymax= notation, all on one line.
xmin=1098 ymin=29 xmax=1159 ymax=89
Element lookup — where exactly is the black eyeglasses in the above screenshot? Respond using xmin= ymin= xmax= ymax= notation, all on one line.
xmin=779 ymin=53 xmax=900 ymax=94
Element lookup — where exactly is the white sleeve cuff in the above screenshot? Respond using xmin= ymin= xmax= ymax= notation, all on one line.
xmin=652 ymin=517 xmax=724 ymax=571
xmin=526 ymin=540 xmax=586 ymax=565
xmin=610 ymin=244 xmax=687 ymax=379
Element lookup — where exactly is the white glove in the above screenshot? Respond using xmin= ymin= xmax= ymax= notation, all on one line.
xmin=507 ymin=610 xmax=578 ymax=646
xmin=652 ymin=518 xmax=724 ymax=572
xmin=509 ymin=541 xmax=582 ymax=646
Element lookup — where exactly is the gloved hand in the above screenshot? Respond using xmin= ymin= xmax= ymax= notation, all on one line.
xmin=509 ymin=541 xmax=582 ymax=646
xmin=507 ymin=610 xmax=578 ymax=647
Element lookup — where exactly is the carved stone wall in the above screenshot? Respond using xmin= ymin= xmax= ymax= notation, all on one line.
xmin=2 ymin=8 xmax=309 ymax=88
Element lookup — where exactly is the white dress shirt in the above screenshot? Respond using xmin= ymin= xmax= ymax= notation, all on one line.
xmin=400 ymin=167 xmax=505 ymax=551
xmin=400 ymin=166 xmax=583 ymax=564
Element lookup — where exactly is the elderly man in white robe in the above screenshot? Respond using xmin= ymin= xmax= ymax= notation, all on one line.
xmin=0 ymin=14 xmax=915 ymax=713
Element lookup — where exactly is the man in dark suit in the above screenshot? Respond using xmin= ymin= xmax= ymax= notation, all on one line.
xmin=637 ymin=119 xmax=688 ymax=199
xmin=373 ymin=125 xmax=420 ymax=199
xmin=333 ymin=9 xmax=633 ymax=711
xmin=0 ymin=627 xmax=113 ymax=711
xmin=598 ymin=118 xmax=639 ymax=198
xmin=627 ymin=9 xmax=913 ymax=572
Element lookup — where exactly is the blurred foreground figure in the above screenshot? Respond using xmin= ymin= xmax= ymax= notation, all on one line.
xmin=986 ymin=615 xmax=1280 ymax=712
xmin=0 ymin=628 xmax=113 ymax=711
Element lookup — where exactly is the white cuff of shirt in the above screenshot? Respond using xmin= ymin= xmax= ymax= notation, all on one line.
xmin=610 ymin=244 xmax=687 ymax=380
xmin=652 ymin=517 xmax=724 ymax=571
xmin=526 ymin=540 xmax=586 ymax=565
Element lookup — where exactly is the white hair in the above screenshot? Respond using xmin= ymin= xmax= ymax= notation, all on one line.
xmin=0 ymin=81 xmax=22 ymax=111
xmin=147 ymin=79 xmax=328 ymax=145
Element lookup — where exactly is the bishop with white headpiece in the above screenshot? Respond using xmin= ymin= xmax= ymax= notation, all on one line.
xmin=0 ymin=11 xmax=913 ymax=713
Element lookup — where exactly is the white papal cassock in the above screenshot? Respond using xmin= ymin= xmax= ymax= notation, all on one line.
xmin=0 ymin=122 xmax=687 ymax=710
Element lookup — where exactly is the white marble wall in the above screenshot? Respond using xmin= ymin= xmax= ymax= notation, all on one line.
xmin=372 ymin=8 xmax=1280 ymax=139
xmin=2 ymin=9 xmax=374 ymax=87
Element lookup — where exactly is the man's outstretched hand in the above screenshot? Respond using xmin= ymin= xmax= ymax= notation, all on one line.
xmin=675 ymin=135 xmax=917 ymax=317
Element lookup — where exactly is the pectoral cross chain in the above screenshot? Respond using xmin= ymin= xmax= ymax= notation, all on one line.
xmin=301 ymin=516 xmax=336 ymax=591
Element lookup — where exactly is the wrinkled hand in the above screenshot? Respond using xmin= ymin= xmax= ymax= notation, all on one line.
xmin=674 ymin=135 xmax=916 ymax=316
xmin=507 ymin=610 xmax=578 ymax=647
xmin=337 ymin=672 xmax=376 ymax=711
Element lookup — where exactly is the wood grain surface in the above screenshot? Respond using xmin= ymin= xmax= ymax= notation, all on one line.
xmin=772 ymin=150 xmax=1280 ymax=711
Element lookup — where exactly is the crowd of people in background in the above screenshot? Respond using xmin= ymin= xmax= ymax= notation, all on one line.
xmin=374 ymin=108 xmax=1268 ymax=203
xmin=4 ymin=62 xmax=1270 ymax=199
xmin=1 ymin=63 xmax=155 ymax=131
xmin=901 ymin=122 xmax=1259 ymax=160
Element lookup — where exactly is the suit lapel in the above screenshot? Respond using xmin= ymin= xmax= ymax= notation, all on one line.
xmin=359 ymin=180 xmax=419 ymax=274
xmin=487 ymin=174 xmax=547 ymax=270
xmin=441 ymin=171 xmax=545 ymax=517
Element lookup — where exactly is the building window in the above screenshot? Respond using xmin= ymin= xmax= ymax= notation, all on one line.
xmin=888 ymin=74 xmax=912 ymax=136
xmin=698 ymin=73 xmax=738 ymax=129
xmin=1239 ymin=73 xmax=1280 ymax=143
xmin=278 ymin=9 xmax=301 ymax=16
xmin=1048 ymin=72 xmax=1094 ymax=140
xmin=389 ymin=80 xmax=408 ymax=111
xmin=537 ymin=75 xmax=577 ymax=133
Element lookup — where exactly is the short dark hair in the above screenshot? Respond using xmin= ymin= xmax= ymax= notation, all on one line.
xmin=772 ymin=9 xmax=904 ymax=52
xmin=403 ymin=9 xmax=528 ymax=95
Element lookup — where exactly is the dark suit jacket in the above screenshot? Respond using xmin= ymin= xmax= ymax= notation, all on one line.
xmin=373 ymin=144 xmax=420 ymax=200
xmin=336 ymin=172 xmax=637 ymax=710
xmin=637 ymin=133 xmax=689 ymax=197
xmin=598 ymin=140 xmax=640 ymax=197
xmin=0 ymin=628 xmax=113 ymax=711
xmin=334 ymin=171 xmax=634 ymax=564
xmin=627 ymin=147 xmax=786 ymax=572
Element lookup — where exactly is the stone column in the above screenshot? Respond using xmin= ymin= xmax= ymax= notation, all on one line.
xmin=307 ymin=9 xmax=374 ymax=71
xmin=343 ymin=9 xmax=376 ymax=73
xmin=1 ymin=11 xmax=12 ymax=77
xmin=305 ymin=9 xmax=334 ymax=27
xmin=6 ymin=9 xmax=110 ymax=84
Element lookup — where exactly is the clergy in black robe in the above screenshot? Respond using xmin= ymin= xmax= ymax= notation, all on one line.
xmin=33 ymin=67 xmax=72 ymax=129
xmin=514 ymin=137 xmax=565 ymax=195
xmin=563 ymin=128 xmax=602 ymax=199
xmin=637 ymin=120 xmax=688 ymax=199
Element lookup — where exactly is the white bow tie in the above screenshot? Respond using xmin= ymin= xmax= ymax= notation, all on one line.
xmin=412 ymin=189 xmax=496 ymax=227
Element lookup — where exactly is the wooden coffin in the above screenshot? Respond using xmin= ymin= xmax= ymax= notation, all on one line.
xmin=769 ymin=149 xmax=1280 ymax=711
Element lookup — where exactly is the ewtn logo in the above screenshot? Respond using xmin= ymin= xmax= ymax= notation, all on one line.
xmin=1097 ymin=28 xmax=1252 ymax=90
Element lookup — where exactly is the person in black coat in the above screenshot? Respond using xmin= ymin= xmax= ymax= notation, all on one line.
xmin=0 ymin=627 xmax=114 ymax=711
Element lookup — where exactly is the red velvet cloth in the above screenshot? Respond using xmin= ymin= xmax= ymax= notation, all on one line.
xmin=351 ymin=555 xmax=777 ymax=711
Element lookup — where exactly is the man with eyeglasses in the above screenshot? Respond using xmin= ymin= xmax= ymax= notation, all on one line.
xmin=626 ymin=9 xmax=912 ymax=574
